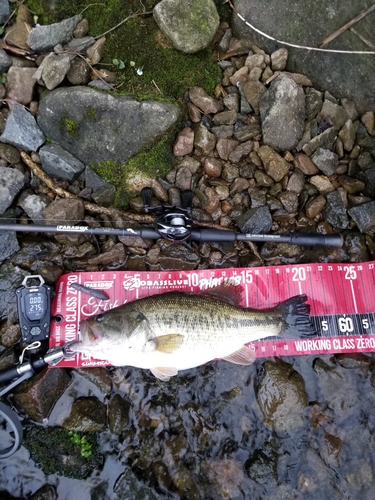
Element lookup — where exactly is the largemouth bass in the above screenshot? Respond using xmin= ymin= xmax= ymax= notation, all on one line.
xmin=73 ymin=288 xmax=314 ymax=380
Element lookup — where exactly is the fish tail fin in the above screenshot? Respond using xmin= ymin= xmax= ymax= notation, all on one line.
xmin=275 ymin=294 xmax=315 ymax=338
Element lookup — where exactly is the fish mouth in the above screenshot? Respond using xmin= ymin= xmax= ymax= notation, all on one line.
xmin=79 ymin=320 xmax=98 ymax=345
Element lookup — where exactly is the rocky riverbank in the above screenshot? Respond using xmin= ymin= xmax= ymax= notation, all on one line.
xmin=1 ymin=0 xmax=375 ymax=498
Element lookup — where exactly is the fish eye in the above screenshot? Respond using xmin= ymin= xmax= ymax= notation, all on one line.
xmin=95 ymin=314 xmax=105 ymax=323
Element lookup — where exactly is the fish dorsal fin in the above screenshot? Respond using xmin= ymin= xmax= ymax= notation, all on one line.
xmin=201 ymin=283 xmax=243 ymax=306
xmin=151 ymin=366 xmax=178 ymax=381
xmin=149 ymin=334 xmax=185 ymax=353
xmin=222 ymin=345 xmax=256 ymax=365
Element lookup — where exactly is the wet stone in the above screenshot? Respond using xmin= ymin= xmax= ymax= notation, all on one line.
xmin=0 ymin=166 xmax=26 ymax=214
xmin=0 ymin=102 xmax=45 ymax=151
xmin=236 ymin=205 xmax=272 ymax=233
xmin=271 ymin=48 xmax=288 ymax=71
xmin=278 ymin=191 xmax=299 ymax=213
xmin=254 ymin=169 xmax=273 ymax=187
xmin=348 ymin=201 xmax=375 ymax=233
xmin=318 ymin=100 xmax=349 ymax=130
xmin=0 ymin=251 xmax=30 ymax=312
xmin=338 ymin=175 xmax=365 ymax=195
xmin=233 ymin=122 xmax=261 ymax=141
xmin=30 ymin=484 xmax=58 ymax=500
xmin=323 ymin=190 xmax=349 ymax=229
xmin=256 ymin=358 xmax=307 ymax=433
xmin=108 ymin=394 xmax=131 ymax=434
xmin=221 ymin=163 xmax=239 ymax=183
xmin=302 ymin=127 xmax=337 ymax=157
xmin=216 ymin=137 xmax=238 ymax=160
xmin=63 ymin=396 xmax=106 ymax=432
xmin=75 ymin=367 xmax=112 ymax=396
xmin=338 ymin=119 xmax=356 ymax=151
xmin=309 ymin=175 xmax=335 ymax=194
xmin=287 ymin=169 xmax=305 ymax=193
xmin=311 ymin=147 xmax=339 ymax=176
xmin=42 ymin=197 xmax=85 ymax=224
xmin=204 ymin=157 xmax=222 ymax=177
xmin=245 ymin=447 xmax=277 ymax=486
xmin=39 ymin=143 xmax=85 ymax=182
xmin=0 ymin=143 xmax=21 ymax=164
xmin=242 ymin=79 xmax=266 ymax=115
xmin=211 ymin=124 xmax=234 ymax=138
xmin=156 ymin=243 xmax=200 ymax=270
xmin=223 ymin=92 xmax=239 ymax=111
xmin=260 ymin=73 xmax=305 ymax=151
xmin=66 ymin=57 xmax=91 ymax=85
xmin=193 ymin=122 xmax=216 ymax=155
xmin=294 ymin=152 xmax=319 ymax=175
xmin=257 ymin=145 xmax=290 ymax=182
xmin=313 ymin=358 xmax=358 ymax=421
xmin=14 ymin=367 xmax=71 ymax=422
xmin=27 ymin=15 xmax=82 ymax=51
xmin=91 ymin=184 xmax=116 ymax=207
xmin=114 ymin=468 xmax=159 ymax=500
xmin=173 ymin=127 xmax=194 ymax=156
xmin=175 ymin=166 xmax=192 ymax=191
xmin=188 ymin=86 xmax=223 ymax=114
xmin=212 ymin=109 xmax=237 ymax=126
xmin=230 ymin=177 xmax=250 ymax=195
xmin=0 ymin=228 xmax=20 ymax=263
xmin=305 ymin=194 xmax=326 ymax=219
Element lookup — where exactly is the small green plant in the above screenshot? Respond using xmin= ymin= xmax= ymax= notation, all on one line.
xmin=112 ymin=58 xmax=125 ymax=70
xmin=0 ymin=73 xmax=7 ymax=84
xmin=68 ymin=431 xmax=93 ymax=458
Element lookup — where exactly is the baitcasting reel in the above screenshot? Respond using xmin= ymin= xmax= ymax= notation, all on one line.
xmin=141 ymin=187 xmax=194 ymax=242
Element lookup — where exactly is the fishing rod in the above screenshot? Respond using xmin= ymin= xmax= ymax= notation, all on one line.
xmin=0 ymin=188 xmax=343 ymax=248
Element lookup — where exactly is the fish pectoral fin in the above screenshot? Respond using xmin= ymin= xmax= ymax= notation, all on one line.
xmin=151 ymin=366 xmax=178 ymax=381
xmin=222 ymin=345 xmax=256 ymax=365
xmin=150 ymin=334 xmax=184 ymax=353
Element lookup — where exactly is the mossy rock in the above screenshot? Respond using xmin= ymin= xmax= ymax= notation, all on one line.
xmin=24 ymin=425 xmax=103 ymax=479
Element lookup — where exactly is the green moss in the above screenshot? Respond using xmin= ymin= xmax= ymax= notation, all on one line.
xmin=24 ymin=425 xmax=102 ymax=479
xmin=87 ymin=108 xmax=97 ymax=120
xmin=92 ymin=131 xmax=178 ymax=209
xmin=59 ymin=114 xmax=79 ymax=139
xmin=26 ymin=0 xmax=221 ymax=101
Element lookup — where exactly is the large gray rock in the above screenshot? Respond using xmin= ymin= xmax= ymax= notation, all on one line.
xmin=260 ymin=72 xmax=305 ymax=151
xmin=153 ymin=0 xmax=219 ymax=53
xmin=27 ymin=15 xmax=82 ymax=52
xmin=0 ymin=103 xmax=45 ymax=151
xmin=37 ymin=86 xmax=180 ymax=164
xmin=232 ymin=0 xmax=375 ymax=112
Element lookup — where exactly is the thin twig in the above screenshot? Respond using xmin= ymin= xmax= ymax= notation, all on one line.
xmin=350 ymin=27 xmax=375 ymax=50
xmin=151 ymin=79 xmax=163 ymax=94
xmin=94 ymin=10 xmax=153 ymax=39
xmin=318 ymin=4 xmax=375 ymax=48
xmin=79 ymin=3 xmax=105 ymax=16
xmin=227 ymin=0 xmax=375 ymax=54
xmin=20 ymin=152 xmax=155 ymax=223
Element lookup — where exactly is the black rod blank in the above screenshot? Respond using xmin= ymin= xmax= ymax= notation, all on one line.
xmin=0 ymin=222 xmax=343 ymax=247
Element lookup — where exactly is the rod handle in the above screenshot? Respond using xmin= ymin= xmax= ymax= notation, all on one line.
xmin=0 ymin=365 xmax=20 ymax=384
xmin=289 ymin=233 xmax=343 ymax=247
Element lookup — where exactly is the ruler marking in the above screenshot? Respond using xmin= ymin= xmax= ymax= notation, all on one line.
xmin=350 ymin=279 xmax=358 ymax=313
